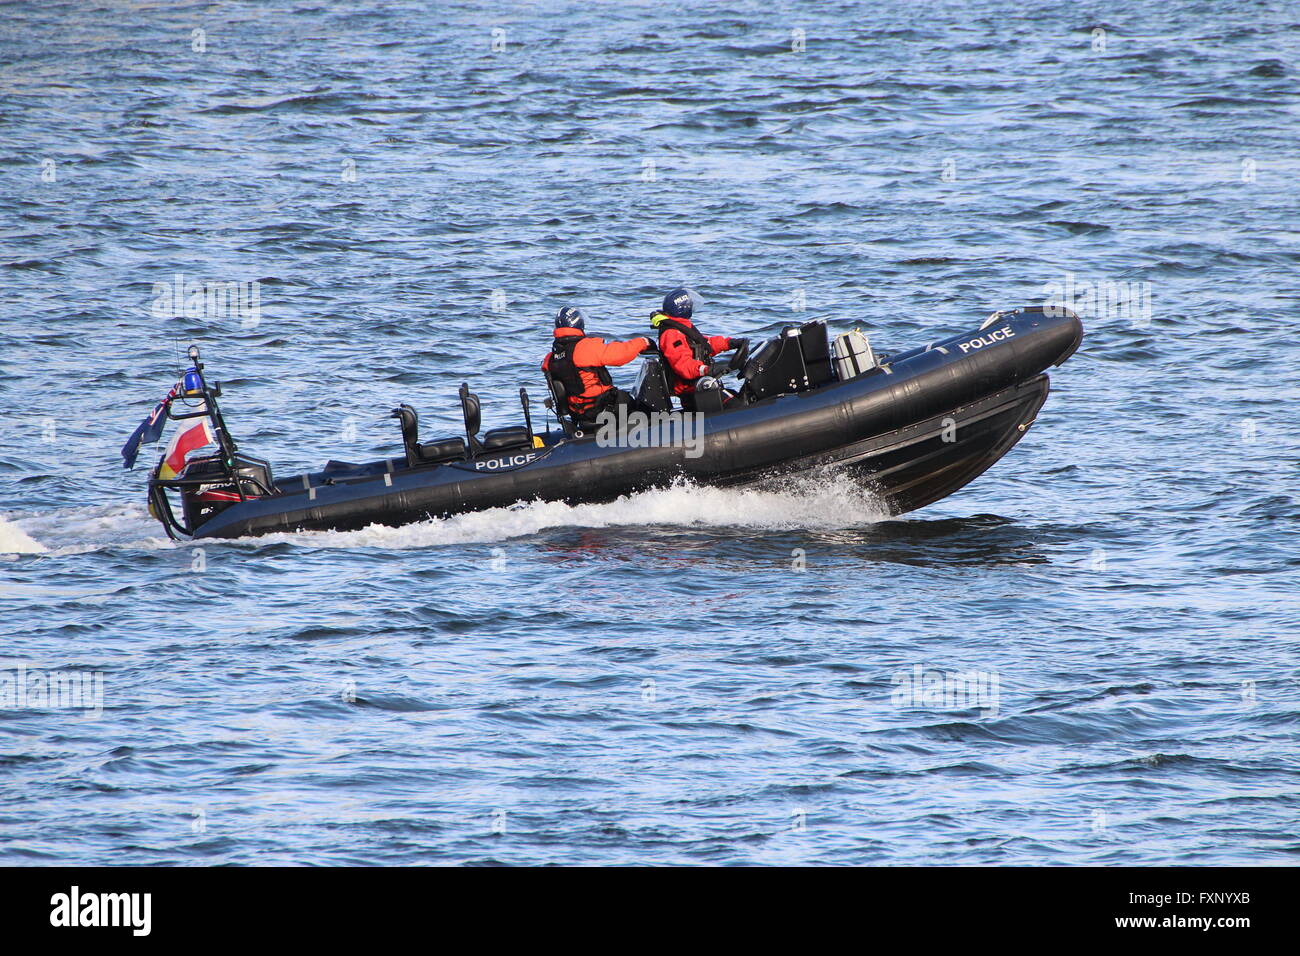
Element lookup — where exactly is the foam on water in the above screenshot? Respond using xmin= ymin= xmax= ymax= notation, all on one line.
xmin=4 ymin=475 xmax=888 ymax=555
xmin=258 ymin=473 xmax=890 ymax=550
xmin=0 ymin=515 xmax=48 ymax=554
xmin=3 ymin=505 xmax=173 ymax=556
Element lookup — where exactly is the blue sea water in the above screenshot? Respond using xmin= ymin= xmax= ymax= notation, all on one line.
xmin=0 ymin=0 xmax=1297 ymax=865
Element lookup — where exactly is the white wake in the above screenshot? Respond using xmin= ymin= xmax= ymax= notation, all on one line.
xmin=257 ymin=474 xmax=889 ymax=550
xmin=1 ymin=474 xmax=888 ymax=555
xmin=0 ymin=515 xmax=47 ymax=555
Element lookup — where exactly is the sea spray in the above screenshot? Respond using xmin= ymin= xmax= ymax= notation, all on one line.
xmin=3 ymin=474 xmax=889 ymax=554
xmin=253 ymin=472 xmax=891 ymax=551
xmin=0 ymin=505 xmax=171 ymax=557
xmin=0 ymin=515 xmax=48 ymax=555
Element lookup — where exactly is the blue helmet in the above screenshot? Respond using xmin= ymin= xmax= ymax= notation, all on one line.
xmin=555 ymin=306 xmax=585 ymax=331
xmin=662 ymin=288 xmax=696 ymax=319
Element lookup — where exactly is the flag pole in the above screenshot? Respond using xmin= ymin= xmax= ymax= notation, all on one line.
xmin=182 ymin=344 xmax=245 ymax=501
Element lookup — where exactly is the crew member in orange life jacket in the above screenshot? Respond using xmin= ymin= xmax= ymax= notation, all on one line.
xmin=542 ymin=307 xmax=653 ymax=424
xmin=651 ymin=288 xmax=741 ymax=410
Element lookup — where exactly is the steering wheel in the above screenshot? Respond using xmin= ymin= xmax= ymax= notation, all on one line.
xmin=728 ymin=337 xmax=751 ymax=373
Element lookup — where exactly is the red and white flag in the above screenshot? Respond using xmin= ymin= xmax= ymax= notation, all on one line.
xmin=157 ymin=405 xmax=216 ymax=479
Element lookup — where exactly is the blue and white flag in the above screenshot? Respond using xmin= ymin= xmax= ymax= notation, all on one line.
xmin=120 ymin=384 xmax=178 ymax=469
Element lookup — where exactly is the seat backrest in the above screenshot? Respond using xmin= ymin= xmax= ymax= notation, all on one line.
xmin=392 ymin=404 xmax=419 ymax=455
xmin=550 ymin=374 xmax=568 ymax=408
xmin=634 ymin=356 xmax=673 ymax=412
xmin=518 ymin=387 xmax=533 ymax=440
xmin=741 ymin=330 xmax=810 ymax=401
xmin=459 ymin=384 xmax=482 ymax=438
xmin=798 ymin=319 xmax=834 ymax=386
xmin=543 ymin=371 xmax=576 ymax=436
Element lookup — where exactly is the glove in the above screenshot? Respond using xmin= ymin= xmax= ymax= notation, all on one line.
xmin=640 ymin=337 xmax=658 ymax=353
xmin=698 ymin=362 xmax=711 ymax=377
xmin=727 ymin=338 xmax=741 ymax=350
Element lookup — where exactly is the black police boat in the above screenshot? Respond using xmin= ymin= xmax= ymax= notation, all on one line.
xmin=143 ymin=306 xmax=1083 ymax=540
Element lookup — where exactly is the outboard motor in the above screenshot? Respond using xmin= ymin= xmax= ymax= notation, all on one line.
xmin=143 ymin=344 xmax=278 ymax=539
xmin=176 ymin=452 xmax=275 ymax=531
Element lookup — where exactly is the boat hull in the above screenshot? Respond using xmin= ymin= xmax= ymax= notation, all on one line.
xmin=188 ymin=307 xmax=1082 ymax=538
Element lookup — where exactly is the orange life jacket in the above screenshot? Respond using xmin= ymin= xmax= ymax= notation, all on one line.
xmin=548 ymin=331 xmax=614 ymax=415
